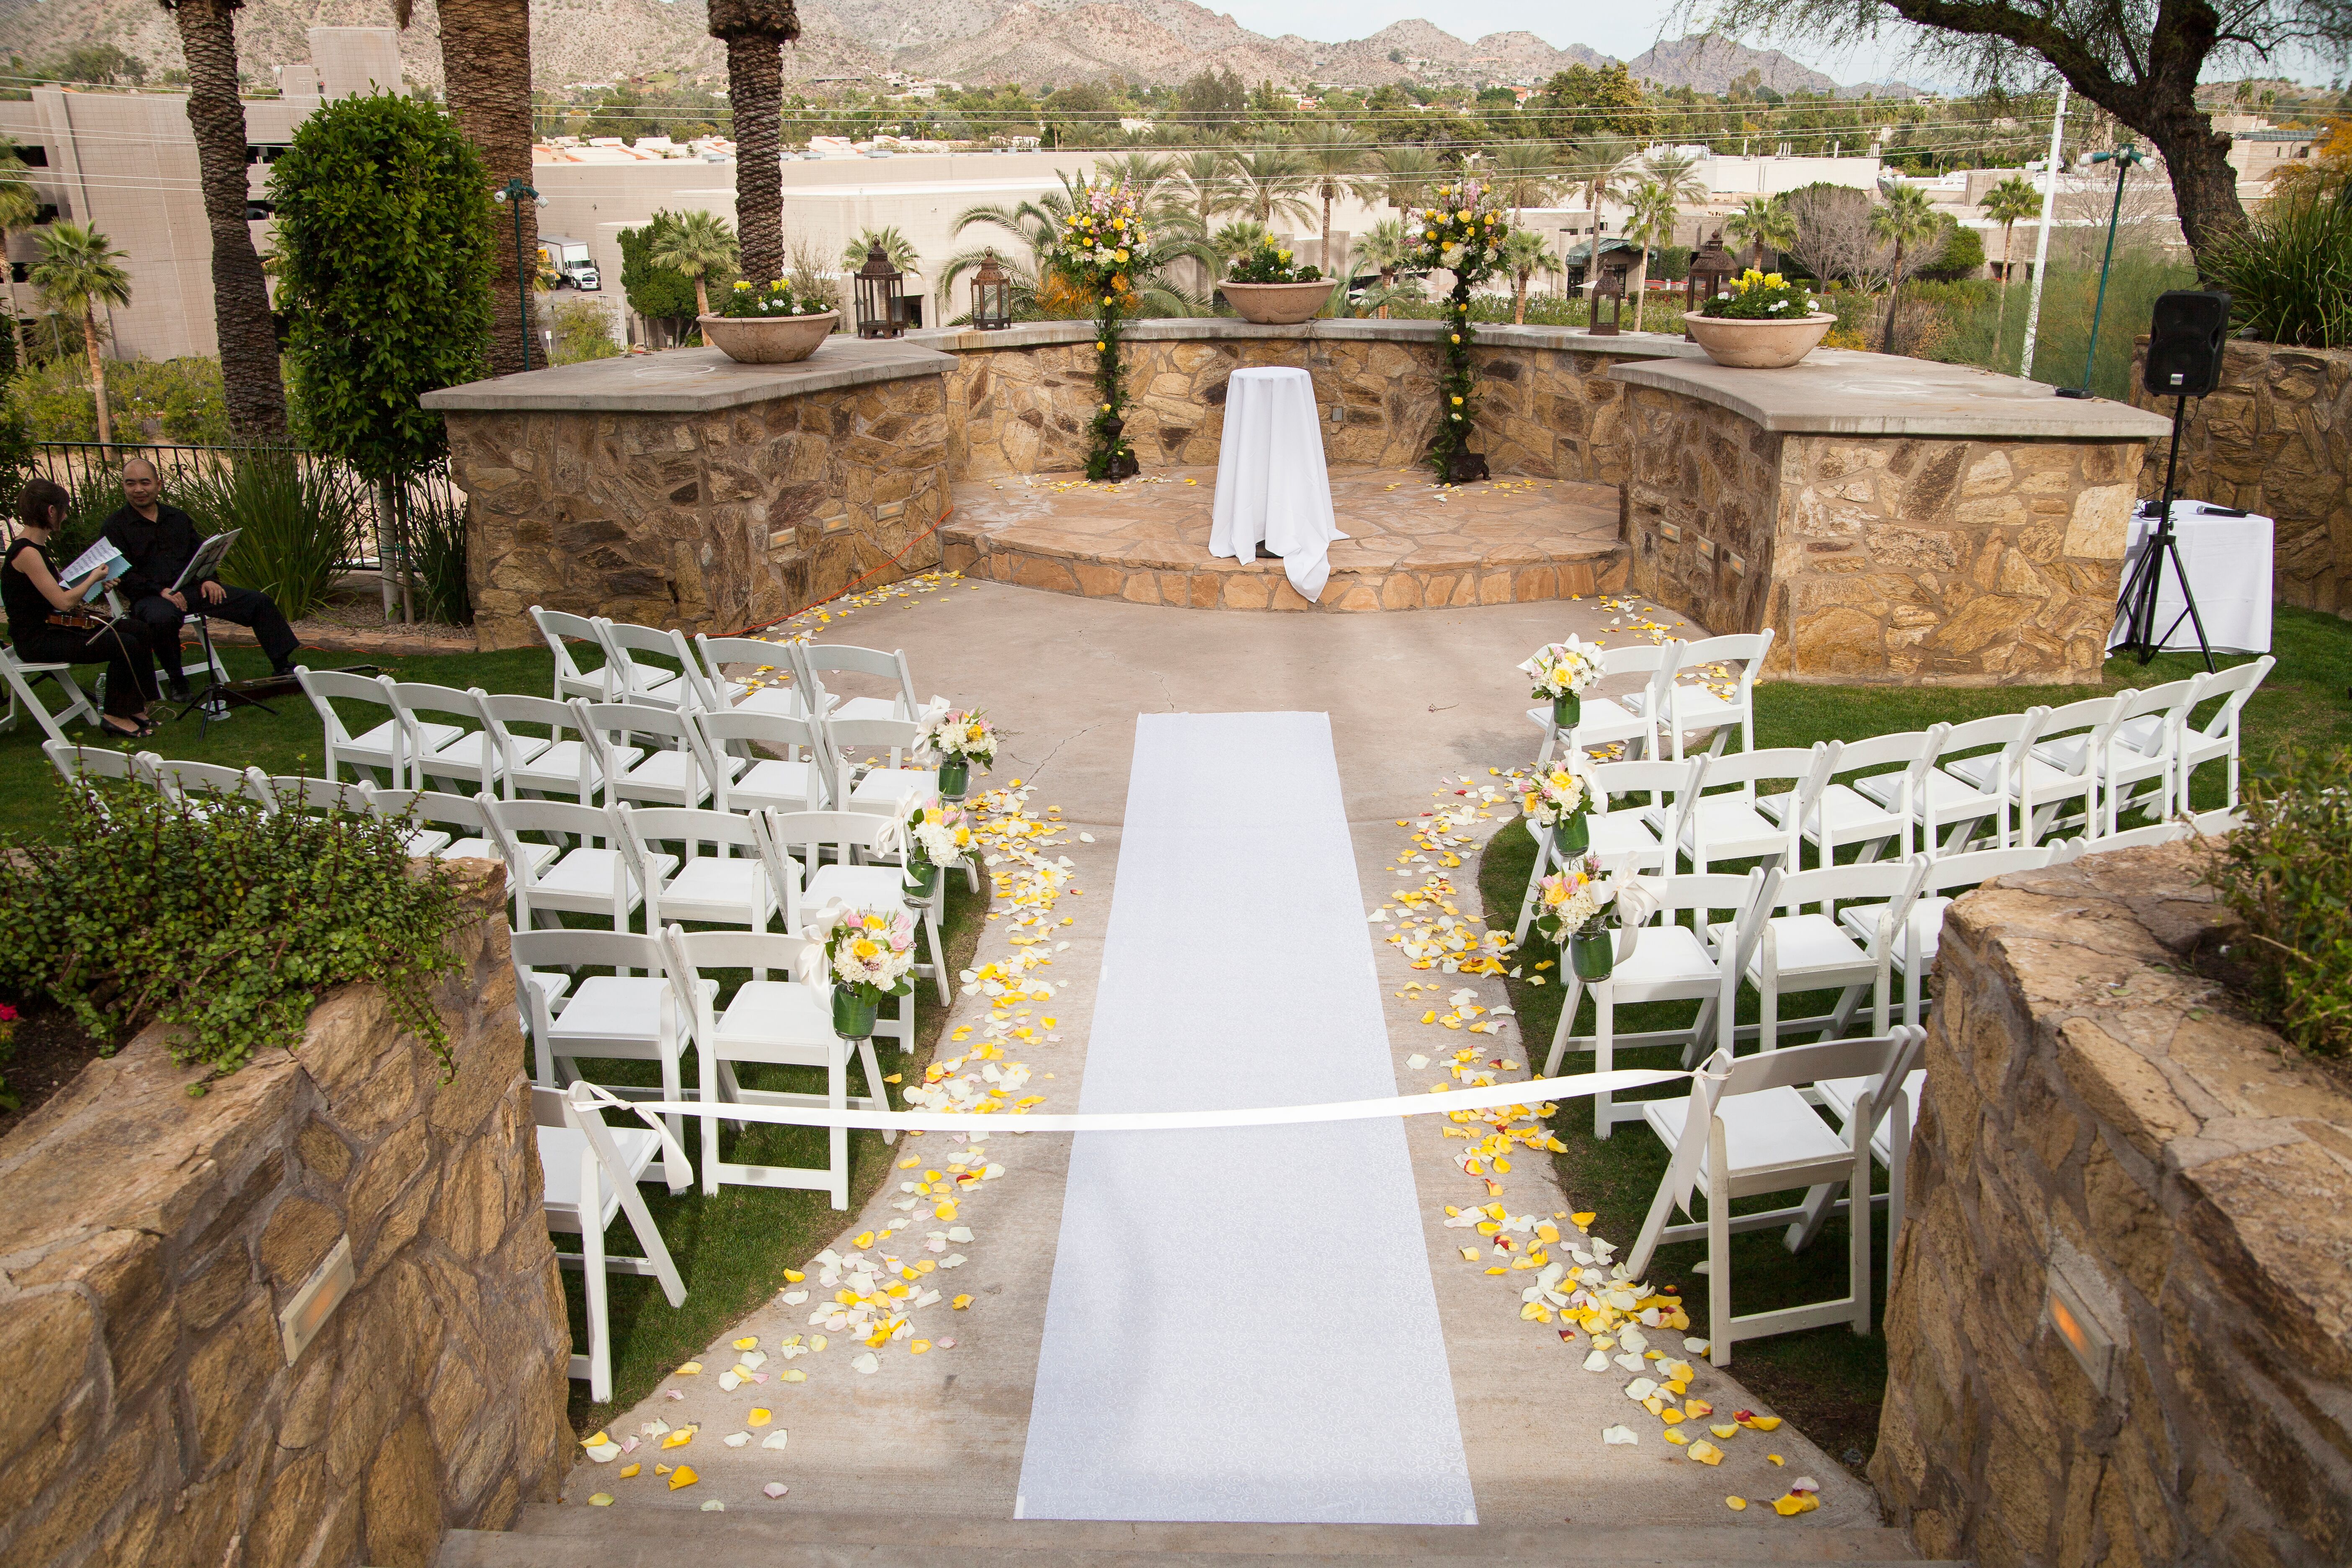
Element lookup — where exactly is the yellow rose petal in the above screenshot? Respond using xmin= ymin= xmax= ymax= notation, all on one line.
xmin=952 ymin=1294 xmax=974 ymax=1309
xmin=1689 ymin=1440 xmax=1723 ymax=1466
xmin=1663 ymin=1429 xmax=1690 ymax=1446
xmin=1726 ymin=1496 xmax=1748 ymax=1512
xmin=910 ymin=1340 xmax=932 ymax=1354
xmin=669 ymin=1465 xmax=699 ymax=1491
xmin=1571 ymin=1212 xmax=1596 ymax=1227
xmin=662 ymin=1429 xmax=694 ymax=1449
xmin=1711 ymin=1424 xmax=1739 ymax=1440
xmin=618 ymin=1463 xmax=641 ymax=1479
xmin=747 ymin=1408 xmax=772 ymax=1428
xmin=589 ymin=1493 xmax=614 ymax=1506
xmin=675 ymin=1362 xmax=701 ymax=1375
xmin=784 ymin=1270 xmax=805 ymax=1283
xmin=734 ymin=1336 xmax=759 ymax=1351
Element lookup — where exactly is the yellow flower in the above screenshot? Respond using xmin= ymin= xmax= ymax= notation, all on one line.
xmin=1096 ymin=340 xmax=1106 ymax=350
xmin=1458 ymin=209 xmax=1472 ymax=221
xmin=732 ymin=280 xmax=751 ymax=290
xmin=1450 ymin=395 xmax=1463 ymax=405
xmin=1450 ymin=333 xmax=1460 ymax=343
xmin=1764 ymin=272 xmax=1785 ymax=287
xmin=1277 ymin=249 xmax=1291 ymax=261
xmin=1425 ymin=230 xmax=1437 ymax=240
xmin=851 ymin=937 xmax=879 ymax=960
xmin=1114 ymin=249 xmax=1128 ymax=263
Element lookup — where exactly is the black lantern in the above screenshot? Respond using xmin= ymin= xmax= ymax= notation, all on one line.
xmin=854 ymin=240 xmax=905 ymax=340
xmin=1591 ymin=250 xmax=1631 ymax=337
xmin=1685 ymin=231 xmax=1738 ymax=340
xmin=971 ymin=248 xmax=1012 ymax=331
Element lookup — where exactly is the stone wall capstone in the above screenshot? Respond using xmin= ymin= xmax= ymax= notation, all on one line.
xmin=0 ymin=862 xmax=573 ymax=1568
xmin=1872 ymin=841 xmax=2352 ymax=1567
xmin=2130 ymin=336 xmax=2352 ymax=619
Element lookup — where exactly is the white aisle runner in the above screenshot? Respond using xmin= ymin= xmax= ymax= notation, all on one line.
xmin=1014 ymin=712 xmax=1477 ymax=1524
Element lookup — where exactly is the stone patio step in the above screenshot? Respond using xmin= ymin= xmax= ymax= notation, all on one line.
xmin=441 ymin=1507 xmax=1954 ymax=1565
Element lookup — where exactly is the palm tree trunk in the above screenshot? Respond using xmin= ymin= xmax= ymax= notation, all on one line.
xmin=171 ymin=0 xmax=285 ymax=441
xmin=83 ymin=301 xmax=111 ymax=447
xmin=1994 ymin=220 xmax=2014 ymax=346
xmin=1513 ymin=275 xmax=1529 ymax=324
xmin=694 ymin=275 xmax=711 ymax=318
xmin=1629 ymin=254 xmax=1650 ymax=332
xmin=1320 ymin=189 xmax=1334 ymax=275
xmin=438 ymin=0 xmax=536 ymax=379
xmin=726 ymin=34 xmax=785 ymax=284
xmin=1880 ymin=240 xmax=1904 ymax=354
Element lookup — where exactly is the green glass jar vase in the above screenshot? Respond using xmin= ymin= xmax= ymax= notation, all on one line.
xmin=831 ymin=987 xmax=879 ymax=1040
xmin=936 ymin=758 xmax=971 ymax=799
xmin=904 ymin=858 xmax=941 ymax=903
xmin=1552 ymin=810 xmax=1590 ymax=858
xmin=1567 ymin=927 xmax=1615 ymax=982
xmin=1552 ymin=691 xmax=1581 ymax=730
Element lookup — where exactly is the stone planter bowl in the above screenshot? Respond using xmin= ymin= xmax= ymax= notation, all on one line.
xmin=1218 ymin=280 xmax=1336 ymax=325
xmin=698 ymin=309 xmax=840 ymax=364
xmin=1684 ymin=312 xmax=1836 ymax=369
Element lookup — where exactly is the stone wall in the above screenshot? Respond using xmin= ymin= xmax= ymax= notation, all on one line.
xmin=1872 ymin=842 xmax=2352 ymax=1567
xmin=449 ymin=378 xmax=952 ymax=651
xmin=1622 ymin=384 xmax=2145 ymax=684
xmin=2129 ymin=337 xmax=2352 ymax=619
xmin=936 ymin=323 xmax=1669 ymax=487
xmin=0 ymin=864 xmax=573 ymax=1568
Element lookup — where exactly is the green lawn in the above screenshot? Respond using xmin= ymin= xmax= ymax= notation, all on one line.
xmin=1478 ymin=608 xmax=2352 ymax=1475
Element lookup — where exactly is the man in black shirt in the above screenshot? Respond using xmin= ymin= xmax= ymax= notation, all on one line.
xmin=104 ymin=457 xmax=300 ymax=696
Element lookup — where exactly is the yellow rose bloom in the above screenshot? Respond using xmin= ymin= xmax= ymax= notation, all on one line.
xmin=1450 ymin=333 xmax=1460 ymax=343
xmin=1114 ymin=249 xmax=1128 ymax=263
xmin=1458 ymin=209 xmax=1472 ymax=220
xmin=1277 ymin=249 xmax=1291 ymax=261
xmin=851 ymin=937 xmax=879 ymax=960
xmin=1764 ymin=272 xmax=1785 ymax=287
xmin=1450 ymin=395 xmax=1463 ymax=405
xmin=1096 ymin=340 xmax=1106 ymax=350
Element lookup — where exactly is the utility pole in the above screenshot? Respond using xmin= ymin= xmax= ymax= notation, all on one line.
xmin=2020 ymin=82 xmax=2067 ymax=380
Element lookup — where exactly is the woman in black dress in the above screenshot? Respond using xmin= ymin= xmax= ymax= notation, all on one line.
xmin=5 ymin=477 xmax=162 ymax=740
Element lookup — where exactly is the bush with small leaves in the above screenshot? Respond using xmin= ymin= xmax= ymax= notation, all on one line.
xmin=2204 ymin=747 xmax=2352 ymax=1058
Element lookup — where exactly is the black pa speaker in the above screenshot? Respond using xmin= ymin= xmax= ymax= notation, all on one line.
xmin=2144 ymin=290 xmax=2231 ymax=398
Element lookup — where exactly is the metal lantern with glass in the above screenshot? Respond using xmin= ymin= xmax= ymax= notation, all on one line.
xmin=1590 ymin=250 xmax=1632 ymax=337
xmin=1684 ymin=234 xmax=1737 ymax=339
xmin=854 ymin=240 xmax=905 ymax=340
xmin=971 ymin=249 xmax=1012 ymax=331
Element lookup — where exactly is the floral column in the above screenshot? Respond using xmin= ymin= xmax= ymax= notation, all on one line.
xmin=1046 ymin=181 xmax=1150 ymax=482
xmin=1408 ymin=179 xmax=1509 ymax=484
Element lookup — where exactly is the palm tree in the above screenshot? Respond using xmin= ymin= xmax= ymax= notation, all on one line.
xmin=650 ymin=210 xmax=739 ymax=319
xmin=938 ymin=173 xmax=1210 ymax=320
xmin=160 ymin=0 xmax=284 ymax=439
xmin=1723 ymin=193 xmax=1797 ymax=272
xmin=1375 ymin=144 xmax=1441 ymax=214
xmin=1642 ymin=151 xmax=1708 ymax=251
xmin=707 ymin=0 xmax=799 ymax=286
xmin=1225 ymin=146 xmax=1315 ymax=230
xmin=1560 ymin=138 xmax=1636 ymax=238
xmin=1620 ymin=179 xmax=1677 ymax=332
xmin=1499 ymin=227 xmax=1562 ymax=323
xmin=398 ymin=0 xmax=536 ymax=377
xmin=1210 ymin=219 xmax=1272 ymax=260
xmin=841 ymin=226 xmax=920 ymax=276
xmin=1092 ymin=151 xmax=1178 ymax=210
xmin=1172 ymin=145 xmax=1237 ymax=233
xmin=0 ymin=138 xmax=37 ymax=373
xmin=32 ymin=224 xmax=133 ymax=446
xmin=1292 ymin=124 xmax=1380 ymax=274
xmin=1981 ymin=173 xmax=2043 ymax=346
xmin=1870 ymin=183 xmax=1942 ymax=353
xmin=1491 ymin=141 xmax=1561 ymax=222
xmin=1354 ymin=215 xmax=1412 ymax=316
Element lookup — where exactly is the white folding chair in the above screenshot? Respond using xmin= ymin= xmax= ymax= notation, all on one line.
xmin=2050 ymin=678 xmax=2197 ymax=835
xmin=392 ymin=681 xmax=542 ymax=793
xmin=513 ymin=928 xmax=696 ymax=1191
xmin=694 ymin=633 xmax=823 ymax=720
xmin=615 ymin=802 xmax=797 ymax=933
xmin=2190 ymin=806 xmax=2245 ymax=836
xmin=769 ymin=807 xmax=942 ymax=1019
xmin=1625 ymin=1026 xmax=1927 ymax=1367
xmin=1947 ymin=694 xmax=2122 ymax=846
xmin=298 ymin=667 xmax=459 ymax=785
xmin=831 ymin=716 xmax=939 ymax=817
xmin=2079 ymin=820 xmax=2195 ymax=853
xmin=789 ymin=640 xmax=921 ymax=723
xmin=1623 ymin=630 xmax=1774 ymax=760
xmin=662 ymin=925 xmax=893 ymax=1207
xmin=147 ymin=757 xmax=272 ymax=816
xmin=1704 ymin=859 xmax=1924 ymax=1053
xmin=536 ymin=1082 xmax=690 ymax=1403
xmin=696 ymin=706 xmax=840 ymax=813
xmin=1 ymin=637 xmax=102 ymax=743
xmin=1530 ymin=642 xmax=1677 ymax=769
xmin=1759 ymin=725 xmax=1948 ymax=867
xmin=367 ymin=787 xmax=555 ymax=877
xmin=1836 ymin=843 xmax=2072 ymax=1026
xmin=2175 ymin=656 xmax=2273 ymax=815
xmin=45 ymin=740 xmax=160 ymax=805
xmin=484 ymin=797 xmax=676 ymax=931
xmin=1671 ymin=743 xmax=1838 ymax=874
xmin=481 ymin=691 xmax=628 ymax=805
xmin=248 ymin=773 xmax=373 ymax=818
xmin=1512 ymin=756 xmax=1705 ymax=942
xmin=1856 ymin=708 xmax=2047 ymax=854
xmin=574 ymin=700 xmax=742 ymax=809
xmin=532 ymin=606 xmax=613 ymax=703
xmin=593 ymin=618 xmax=694 ymax=709
xmin=1545 ymin=867 xmax=1782 ymax=1137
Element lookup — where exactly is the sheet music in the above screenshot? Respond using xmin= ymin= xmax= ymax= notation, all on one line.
xmin=61 ymin=537 xmax=121 ymax=581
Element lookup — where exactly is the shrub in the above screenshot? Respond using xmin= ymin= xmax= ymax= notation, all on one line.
xmin=178 ymin=449 xmax=366 ymax=623
xmin=0 ymin=776 xmax=467 ymax=1086
xmin=542 ymin=297 xmax=624 ymax=362
xmin=2203 ymin=183 xmax=2352 ymax=348
xmin=2205 ymin=748 xmax=2352 ymax=1058
xmin=407 ymin=478 xmax=472 ymax=625
xmin=1914 ymin=218 xmax=1986 ymax=283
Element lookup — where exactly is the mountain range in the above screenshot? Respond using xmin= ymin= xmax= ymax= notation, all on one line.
xmin=0 ymin=0 xmax=1879 ymax=98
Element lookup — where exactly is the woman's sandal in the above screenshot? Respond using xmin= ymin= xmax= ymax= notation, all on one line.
xmin=99 ymin=717 xmax=156 ymax=741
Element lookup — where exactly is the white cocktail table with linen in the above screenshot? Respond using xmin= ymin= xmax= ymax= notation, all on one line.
xmin=1209 ymin=366 xmax=1346 ymax=601
xmin=2105 ymin=501 xmax=2274 ymax=655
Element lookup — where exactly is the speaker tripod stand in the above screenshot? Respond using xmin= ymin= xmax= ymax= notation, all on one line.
xmin=2113 ymin=392 xmax=2216 ymax=672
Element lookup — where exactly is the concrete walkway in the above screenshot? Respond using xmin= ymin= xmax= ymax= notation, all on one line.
xmin=579 ymin=580 xmax=1880 ymax=1533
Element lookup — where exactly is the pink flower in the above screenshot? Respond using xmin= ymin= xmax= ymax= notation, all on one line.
xmin=0 ymin=1003 xmax=17 ymax=1024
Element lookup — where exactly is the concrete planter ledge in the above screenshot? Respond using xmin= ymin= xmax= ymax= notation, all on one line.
xmin=1609 ymin=349 xmax=2175 ymax=440
xmin=909 ymin=317 xmax=1706 ymax=357
xmin=420 ymin=339 xmax=955 ymax=414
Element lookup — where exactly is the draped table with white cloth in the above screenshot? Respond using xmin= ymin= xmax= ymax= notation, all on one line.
xmin=1208 ymin=366 xmax=1346 ymax=601
xmin=2106 ymin=501 xmax=2275 ymax=655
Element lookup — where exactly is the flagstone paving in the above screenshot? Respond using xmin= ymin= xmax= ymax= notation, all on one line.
xmin=569 ymin=581 xmax=1877 ymax=1533
xmin=942 ymin=466 xmax=1629 ymax=612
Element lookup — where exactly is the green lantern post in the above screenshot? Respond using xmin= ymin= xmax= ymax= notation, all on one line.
xmin=493 ymin=176 xmax=541 ymax=374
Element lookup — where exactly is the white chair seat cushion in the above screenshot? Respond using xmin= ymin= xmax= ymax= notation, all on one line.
xmin=1705 ymin=912 xmax=1873 ymax=981
xmin=401 ymin=827 xmax=454 ymax=857
xmin=534 ymin=847 xmax=679 ymax=903
xmin=523 ymin=969 xmax=573 ymax=1008
xmin=736 ymin=685 xmax=821 ymax=720
xmin=713 ymin=980 xmax=840 ymax=1057
xmin=1856 ymin=766 xmax=1999 ymax=818
xmin=425 ymin=730 xmax=546 ymax=780
xmin=1641 ymin=1084 xmax=1851 ymax=1185
xmin=1946 ymin=751 xmax=2088 ymax=798
xmin=830 ymin=695 xmax=905 ymax=724
xmin=511 ymin=739 xmax=632 ymax=797
xmin=1814 ymin=1069 xmax=1927 ymax=1161
xmin=1757 ymin=783 xmax=1904 ymax=843
xmin=349 ymin=717 xmax=461 ymax=766
xmin=850 ymin=767 xmax=939 ymax=812
xmin=1607 ymin=924 xmax=1720 ymax=989
xmin=549 ymin=974 xmax=678 ymax=1050
xmin=616 ymin=748 xmax=745 ymax=805
xmin=804 ymin=864 xmax=909 ymax=918
xmin=614 ymin=669 xmax=684 ymax=704
xmin=556 ymin=671 xmax=608 ymax=701
xmin=2039 ymin=716 xmax=2170 ymax=774
xmin=727 ymin=757 xmax=819 ymax=811
xmin=1528 ymin=695 xmax=1650 ymax=748
xmin=539 ymin=1122 xmax=662 ymax=1215
xmin=1676 ymin=796 xmax=1789 ymax=859
xmin=661 ymin=856 xmax=788 ymax=921
xmin=1839 ymin=896 xmax=1951 ymax=965
xmin=1626 ymin=683 xmax=1742 ymax=730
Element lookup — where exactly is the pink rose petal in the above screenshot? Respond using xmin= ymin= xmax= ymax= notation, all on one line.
xmin=763 ymin=1483 xmax=789 ymax=1499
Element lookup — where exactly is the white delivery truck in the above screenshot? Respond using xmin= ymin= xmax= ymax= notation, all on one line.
xmin=539 ymin=236 xmax=601 ymax=291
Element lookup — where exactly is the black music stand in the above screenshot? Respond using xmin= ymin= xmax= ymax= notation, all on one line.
xmin=2112 ymin=392 xmax=2216 ymax=672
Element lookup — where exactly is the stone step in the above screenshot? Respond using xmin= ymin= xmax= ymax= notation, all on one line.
xmin=440 ymin=1508 xmax=1954 ymax=1566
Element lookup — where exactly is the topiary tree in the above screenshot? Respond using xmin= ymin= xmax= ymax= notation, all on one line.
xmin=619 ymin=211 xmax=722 ymax=344
xmin=269 ymin=92 xmax=492 ymax=620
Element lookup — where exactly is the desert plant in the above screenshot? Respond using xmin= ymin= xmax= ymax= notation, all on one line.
xmin=2204 ymin=182 xmax=2352 ymax=349
xmin=176 ymin=448 xmax=364 ymax=623
xmin=406 ymin=478 xmax=473 ymax=625
xmin=2205 ymin=746 xmax=2352 ymax=1057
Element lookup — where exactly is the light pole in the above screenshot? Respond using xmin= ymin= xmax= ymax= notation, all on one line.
xmin=2020 ymin=82 xmax=2068 ymax=380
xmin=492 ymin=176 xmax=541 ymax=373
xmin=2057 ymin=144 xmax=2143 ymax=400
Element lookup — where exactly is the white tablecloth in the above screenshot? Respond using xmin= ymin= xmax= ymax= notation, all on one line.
xmin=2106 ymin=502 xmax=2274 ymax=655
xmin=1209 ymin=366 xmax=1345 ymax=601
